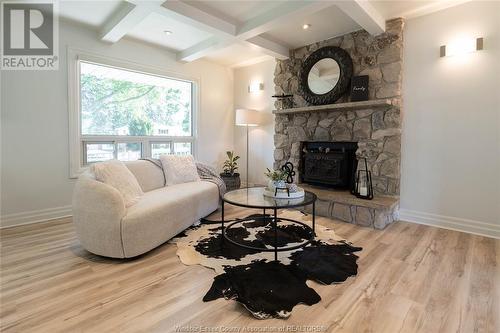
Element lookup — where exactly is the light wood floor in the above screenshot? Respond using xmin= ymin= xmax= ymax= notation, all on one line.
xmin=1 ymin=206 xmax=499 ymax=333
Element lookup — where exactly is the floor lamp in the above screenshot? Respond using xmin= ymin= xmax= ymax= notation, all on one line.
xmin=235 ymin=109 xmax=260 ymax=188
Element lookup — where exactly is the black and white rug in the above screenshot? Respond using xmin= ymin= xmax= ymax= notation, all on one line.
xmin=171 ymin=210 xmax=361 ymax=319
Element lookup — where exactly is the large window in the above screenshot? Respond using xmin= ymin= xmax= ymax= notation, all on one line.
xmin=68 ymin=51 xmax=197 ymax=176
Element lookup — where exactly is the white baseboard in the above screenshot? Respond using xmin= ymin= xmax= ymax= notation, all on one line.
xmin=2 ymin=205 xmax=497 ymax=240
xmin=1 ymin=206 xmax=73 ymax=229
xmin=399 ymin=209 xmax=500 ymax=239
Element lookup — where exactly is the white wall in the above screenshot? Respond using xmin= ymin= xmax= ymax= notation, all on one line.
xmin=2 ymin=2 xmax=499 ymax=238
xmin=233 ymin=60 xmax=276 ymax=186
xmin=0 ymin=20 xmax=234 ymax=226
xmin=400 ymin=1 xmax=500 ymax=236
xmin=232 ymin=2 xmax=500 ymax=238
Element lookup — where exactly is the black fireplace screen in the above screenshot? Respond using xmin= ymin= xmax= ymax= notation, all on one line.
xmin=299 ymin=141 xmax=358 ymax=189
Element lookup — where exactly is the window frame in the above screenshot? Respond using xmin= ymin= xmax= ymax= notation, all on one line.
xmin=68 ymin=48 xmax=199 ymax=178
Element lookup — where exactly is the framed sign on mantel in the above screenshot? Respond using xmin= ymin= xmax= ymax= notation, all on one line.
xmin=350 ymin=75 xmax=369 ymax=102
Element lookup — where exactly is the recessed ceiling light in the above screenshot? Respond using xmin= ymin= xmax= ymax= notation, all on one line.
xmin=164 ymin=30 xmax=172 ymax=35
xmin=302 ymin=24 xmax=311 ymax=30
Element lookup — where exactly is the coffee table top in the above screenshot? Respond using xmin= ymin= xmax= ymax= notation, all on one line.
xmin=223 ymin=187 xmax=317 ymax=209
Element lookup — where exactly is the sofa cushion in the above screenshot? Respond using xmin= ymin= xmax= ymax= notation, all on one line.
xmin=91 ymin=159 xmax=144 ymax=207
xmin=160 ymin=155 xmax=200 ymax=185
xmin=125 ymin=160 xmax=165 ymax=192
xmin=121 ymin=180 xmax=219 ymax=257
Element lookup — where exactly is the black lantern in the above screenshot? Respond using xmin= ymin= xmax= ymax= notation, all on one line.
xmin=352 ymin=158 xmax=373 ymax=200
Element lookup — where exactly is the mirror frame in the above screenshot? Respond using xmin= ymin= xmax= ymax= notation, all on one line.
xmin=300 ymin=46 xmax=353 ymax=105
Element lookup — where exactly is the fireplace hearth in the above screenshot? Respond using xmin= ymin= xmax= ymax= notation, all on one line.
xmin=299 ymin=141 xmax=358 ymax=189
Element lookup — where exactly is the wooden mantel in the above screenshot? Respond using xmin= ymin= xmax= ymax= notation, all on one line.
xmin=272 ymin=99 xmax=394 ymax=115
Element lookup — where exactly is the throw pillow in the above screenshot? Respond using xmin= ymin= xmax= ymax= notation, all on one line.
xmin=160 ymin=155 xmax=201 ymax=185
xmin=91 ymin=159 xmax=144 ymax=207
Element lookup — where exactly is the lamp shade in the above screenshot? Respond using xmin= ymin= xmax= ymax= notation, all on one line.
xmin=235 ymin=109 xmax=260 ymax=126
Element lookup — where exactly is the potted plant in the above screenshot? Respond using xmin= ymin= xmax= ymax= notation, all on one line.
xmin=265 ymin=168 xmax=289 ymax=190
xmin=220 ymin=151 xmax=241 ymax=191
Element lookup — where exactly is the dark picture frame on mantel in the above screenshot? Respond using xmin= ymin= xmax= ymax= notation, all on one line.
xmin=350 ymin=75 xmax=369 ymax=102
xmin=299 ymin=46 xmax=353 ymax=105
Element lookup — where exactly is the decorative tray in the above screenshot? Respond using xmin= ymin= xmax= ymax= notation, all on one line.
xmin=263 ymin=187 xmax=305 ymax=199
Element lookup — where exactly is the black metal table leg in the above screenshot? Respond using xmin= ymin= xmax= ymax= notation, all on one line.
xmin=221 ymin=201 xmax=225 ymax=245
xmin=273 ymin=207 xmax=278 ymax=261
xmin=312 ymin=200 xmax=316 ymax=235
xmin=220 ymin=189 xmax=317 ymax=259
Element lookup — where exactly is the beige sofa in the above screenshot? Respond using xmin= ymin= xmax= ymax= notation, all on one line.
xmin=72 ymin=160 xmax=219 ymax=258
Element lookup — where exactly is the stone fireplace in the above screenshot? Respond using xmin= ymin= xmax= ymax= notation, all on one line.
xmin=274 ymin=104 xmax=401 ymax=196
xmin=273 ymin=19 xmax=404 ymax=229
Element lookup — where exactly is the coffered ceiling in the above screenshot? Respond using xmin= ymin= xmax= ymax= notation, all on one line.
xmin=57 ymin=0 xmax=471 ymax=67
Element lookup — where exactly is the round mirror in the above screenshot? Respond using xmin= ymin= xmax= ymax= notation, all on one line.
xmin=307 ymin=58 xmax=340 ymax=95
xmin=300 ymin=46 xmax=353 ymax=105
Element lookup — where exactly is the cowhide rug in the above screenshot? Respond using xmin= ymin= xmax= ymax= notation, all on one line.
xmin=171 ymin=210 xmax=361 ymax=319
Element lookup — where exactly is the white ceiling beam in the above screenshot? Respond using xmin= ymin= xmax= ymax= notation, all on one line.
xmin=243 ymin=36 xmax=289 ymax=60
xmin=99 ymin=2 xmax=151 ymax=43
xmin=160 ymin=0 xmax=236 ymax=37
xmin=105 ymin=0 xmax=374 ymax=63
xmin=334 ymin=0 xmax=385 ymax=35
xmin=177 ymin=33 xmax=291 ymax=63
xmin=169 ymin=1 xmax=335 ymax=62
xmin=236 ymin=1 xmax=334 ymax=41
xmin=99 ymin=0 xmax=387 ymax=64
xmin=177 ymin=37 xmax=233 ymax=62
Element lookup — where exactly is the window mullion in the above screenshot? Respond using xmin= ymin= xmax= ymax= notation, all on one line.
xmin=143 ymin=139 xmax=150 ymax=158
xmin=82 ymin=141 xmax=87 ymax=165
xmin=113 ymin=140 xmax=118 ymax=160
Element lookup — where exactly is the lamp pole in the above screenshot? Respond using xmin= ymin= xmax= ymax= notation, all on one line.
xmin=246 ymin=124 xmax=249 ymax=187
xmin=235 ymin=108 xmax=259 ymax=189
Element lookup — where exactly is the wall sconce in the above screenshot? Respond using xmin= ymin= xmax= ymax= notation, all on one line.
xmin=440 ymin=37 xmax=483 ymax=57
xmin=248 ymin=82 xmax=264 ymax=93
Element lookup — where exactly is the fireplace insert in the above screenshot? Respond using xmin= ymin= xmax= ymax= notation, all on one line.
xmin=299 ymin=141 xmax=358 ymax=189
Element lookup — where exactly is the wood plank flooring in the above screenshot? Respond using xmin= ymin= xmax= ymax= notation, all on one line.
xmin=1 ymin=206 xmax=498 ymax=333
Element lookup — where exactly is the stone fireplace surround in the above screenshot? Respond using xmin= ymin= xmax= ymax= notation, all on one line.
xmin=273 ymin=19 xmax=404 ymax=229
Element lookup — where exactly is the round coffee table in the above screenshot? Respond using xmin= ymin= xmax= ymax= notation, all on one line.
xmin=221 ymin=187 xmax=317 ymax=261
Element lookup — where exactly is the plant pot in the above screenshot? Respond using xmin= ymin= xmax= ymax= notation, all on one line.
xmin=220 ymin=173 xmax=241 ymax=192
xmin=268 ymin=180 xmax=286 ymax=191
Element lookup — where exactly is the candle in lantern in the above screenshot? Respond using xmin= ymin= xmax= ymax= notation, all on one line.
xmin=359 ymin=186 xmax=368 ymax=196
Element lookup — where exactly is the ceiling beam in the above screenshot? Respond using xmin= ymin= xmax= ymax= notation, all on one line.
xmin=160 ymin=0 xmax=236 ymax=37
xmin=243 ymin=36 xmax=289 ymax=60
xmin=170 ymin=1 xmax=336 ymax=62
xmin=177 ymin=37 xmax=234 ymax=62
xmin=236 ymin=1 xmax=334 ymax=41
xmin=100 ymin=2 xmax=151 ymax=43
xmin=100 ymin=0 xmax=386 ymax=64
xmin=177 ymin=34 xmax=291 ymax=63
xmin=334 ymin=0 xmax=385 ymax=35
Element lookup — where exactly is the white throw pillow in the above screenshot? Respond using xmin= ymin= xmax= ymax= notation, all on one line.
xmin=160 ymin=155 xmax=200 ymax=185
xmin=91 ymin=159 xmax=144 ymax=207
